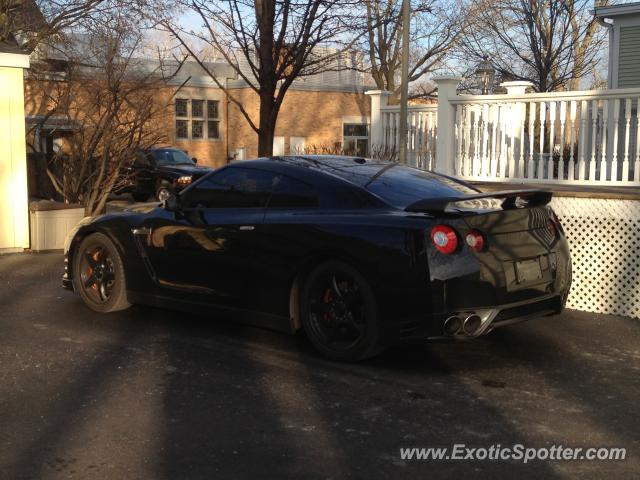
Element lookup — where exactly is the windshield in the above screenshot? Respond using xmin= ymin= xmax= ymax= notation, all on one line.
xmin=365 ymin=165 xmax=477 ymax=208
xmin=152 ymin=149 xmax=194 ymax=166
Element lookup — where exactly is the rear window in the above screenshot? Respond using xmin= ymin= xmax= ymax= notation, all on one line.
xmin=366 ymin=165 xmax=477 ymax=208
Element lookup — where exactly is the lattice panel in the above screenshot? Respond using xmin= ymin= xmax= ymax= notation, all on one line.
xmin=550 ymin=197 xmax=640 ymax=319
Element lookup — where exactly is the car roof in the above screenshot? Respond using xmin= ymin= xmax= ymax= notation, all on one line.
xmin=143 ymin=147 xmax=185 ymax=153
xmin=229 ymin=155 xmax=398 ymax=187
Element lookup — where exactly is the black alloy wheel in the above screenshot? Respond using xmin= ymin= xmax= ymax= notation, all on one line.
xmin=73 ymin=233 xmax=131 ymax=313
xmin=301 ymin=261 xmax=382 ymax=361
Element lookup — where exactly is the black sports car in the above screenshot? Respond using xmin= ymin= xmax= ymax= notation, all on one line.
xmin=121 ymin=147 xmax=213 ymax=202
xmin=63 ymin=156 xmax=571 ymax=361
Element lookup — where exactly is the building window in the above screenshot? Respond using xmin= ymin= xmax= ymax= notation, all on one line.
xmin=343 ymin=123 xmax=368 ymax=156
xmin=192 ymin=120 xmax=204 ymax=139
xmin=208 ymin=120 xmax=219 ymax=139
xmin=207 ymin=100 xmax=220 ymax=139
xmin=176 ymin=120 xmax=188 ymax=139
xmin=175 ymin=98 xmax=220 ymax=140
xmin=192 ymin=100 xmax=204 ymax=118
xmin=175 ymin=99 xmax=188 ymax=118
xmin=207 ymin=100 xmax=219 ymax=119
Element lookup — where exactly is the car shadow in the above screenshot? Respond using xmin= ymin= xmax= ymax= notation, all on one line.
xmin=154 ymin=307 xmax=566 ymax=479
xmin=3 ymin=293 xmax=636 ymax=478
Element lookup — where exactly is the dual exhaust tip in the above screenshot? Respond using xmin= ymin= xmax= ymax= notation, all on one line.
xmin=444 ymin=314 xmax=482 ymax=336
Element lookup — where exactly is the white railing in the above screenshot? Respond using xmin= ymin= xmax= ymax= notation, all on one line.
xmin=452 ymin=88 xmax=640 ymax=185
xmin=367 ymin=82 xmax=640 ymax=186
xmin=380 ymin=103 xmax=437 ymax=169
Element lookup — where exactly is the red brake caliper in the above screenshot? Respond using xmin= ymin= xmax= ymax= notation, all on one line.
xmin=90 ymin=250 xmax=100 ymax=290
xmin=323 ymin=288 xmax=332 ymax=322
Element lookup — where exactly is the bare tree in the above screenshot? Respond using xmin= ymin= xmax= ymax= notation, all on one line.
xmin=28 ymin=15 xmax=182 ymax=215
xmin=161 ymin=0 xmax=363 ymax=156
xmin=460 ymin=0 xmax=607 ymax=92
xmin=362 ymin=0 xmax=469 ymax=100
xmin=0 ymin=0 xmax=118 ymax=50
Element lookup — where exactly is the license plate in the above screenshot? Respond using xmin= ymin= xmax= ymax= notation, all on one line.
xmin=515 ymin=259 xmax=542 ymax=284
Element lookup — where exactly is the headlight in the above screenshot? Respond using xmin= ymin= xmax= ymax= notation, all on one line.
xmin=176 ymin=175 xmax=193 ymax=185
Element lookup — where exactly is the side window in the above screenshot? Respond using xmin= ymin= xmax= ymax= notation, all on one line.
xmin=268 ymin=175 xmax=318 ymax=208
xmin=185 ymin=167 xmax=279 ymax=209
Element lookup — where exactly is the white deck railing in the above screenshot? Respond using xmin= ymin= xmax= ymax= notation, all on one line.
xmin=380 ymin=104 xmax=437 ymax=170
xmin=452 ymin=88 xmax=640 ymax=185
xmin=367 ymin=82 xmax=640 ymax=186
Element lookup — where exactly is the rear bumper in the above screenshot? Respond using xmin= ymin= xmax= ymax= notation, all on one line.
xmin=388 ymin=292 xmax=566 ymax=344
xmin=433 ymin=293 xmax=564 ymax=340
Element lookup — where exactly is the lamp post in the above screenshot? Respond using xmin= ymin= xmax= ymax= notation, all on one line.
xmin=475 ymin=56 xmax=495 ymax=95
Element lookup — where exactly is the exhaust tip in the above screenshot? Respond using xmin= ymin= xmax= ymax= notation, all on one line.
xmin=463 ymin=314 xmax=482 ymax=335
xmin=444 ymin=316 xmax=462 ymax=335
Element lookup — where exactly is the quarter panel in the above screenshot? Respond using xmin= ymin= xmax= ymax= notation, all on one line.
xmin=261 ymin=209 xmax=434 ymax=339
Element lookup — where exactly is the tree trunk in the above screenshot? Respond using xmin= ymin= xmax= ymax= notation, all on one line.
xmin=257 ymin=89 xmax=277 ymax=156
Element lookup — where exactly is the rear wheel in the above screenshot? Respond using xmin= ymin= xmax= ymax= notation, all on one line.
xmin=73 ymin=233 xmax=131 ymax=313
xmin=301 ymin=261 xmax=382 ymax=361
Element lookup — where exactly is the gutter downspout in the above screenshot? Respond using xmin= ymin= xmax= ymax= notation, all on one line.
xmin=593 ymin=9 xmax=615 ymax=89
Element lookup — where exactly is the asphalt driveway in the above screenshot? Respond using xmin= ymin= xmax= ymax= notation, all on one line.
xmin=1 ymin=252 xmax=638 ymax=479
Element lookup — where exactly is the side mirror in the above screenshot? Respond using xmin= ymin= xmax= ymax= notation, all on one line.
xmin=192 ymin=157 xmax=198 ymax=164
xmin=164 ymin=194 xmax=180 ymax=212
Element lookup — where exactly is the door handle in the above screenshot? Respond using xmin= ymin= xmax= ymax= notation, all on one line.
xmin=238 ymin=225 xmax=255 ymax=231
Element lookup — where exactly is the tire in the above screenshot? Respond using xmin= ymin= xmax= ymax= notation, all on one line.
xmin=72 ymin=232 xmax=131 ymax=313
xmin=156 ymin=184 xmax=172 ymax=203
xmin=300 ymin=261 xmax=383 ymax=361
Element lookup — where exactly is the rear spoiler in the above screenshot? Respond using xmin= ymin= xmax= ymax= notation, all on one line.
xmin=405 ymin=190 xmax=553 ymax=213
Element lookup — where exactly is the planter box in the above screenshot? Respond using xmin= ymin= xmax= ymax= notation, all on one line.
xmin=29 ymin=201 xmax=86 ymax=251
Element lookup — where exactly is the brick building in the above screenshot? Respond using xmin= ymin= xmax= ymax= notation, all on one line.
xmin=25 ymin=48 xmax=373 ymax=170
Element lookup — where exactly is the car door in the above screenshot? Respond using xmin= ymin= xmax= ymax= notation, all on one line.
xmin=144 ymin=166 xmax=280 ymax=311
xmin=258 ymin=175 xmax=322 ymax=315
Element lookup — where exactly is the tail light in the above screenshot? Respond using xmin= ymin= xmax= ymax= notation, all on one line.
xmin=431 ymin=225 xmax=458 ymax=254
xmin=464 ymin=230 xmax=485 ymax=252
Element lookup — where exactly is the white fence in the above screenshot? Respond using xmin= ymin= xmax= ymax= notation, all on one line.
xmin=452 ymin=89 xmax=640 ymax=185
xmin=368 ymin=80 xmax=640 ymax=188
xmin=380 ymin=104 xmax=437 ymax=170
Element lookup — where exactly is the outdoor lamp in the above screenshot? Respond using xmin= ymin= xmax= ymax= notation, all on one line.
xmin=475 ymin=56 xmax=495 ymax=95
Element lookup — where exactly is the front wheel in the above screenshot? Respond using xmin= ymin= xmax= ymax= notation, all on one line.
xmin=156 ymin=184 xmax=172 ymax=203
xmin=300 ymin=261 xmax=382 ymax=361
xmin=73 ymin=232 xmax=131 ymax=313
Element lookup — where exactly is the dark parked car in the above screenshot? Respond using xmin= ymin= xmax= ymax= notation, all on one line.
xmin=63 ymin=156 xmax=571 ymax=361
xmin=123 ymin=147 xmax=213 ymax=202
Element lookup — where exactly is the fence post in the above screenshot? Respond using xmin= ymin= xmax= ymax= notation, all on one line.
xmin=500 ymin=81 xmax=532 ymax=95
xmin=500 ymin=81 xmax=533 ymax=179
xmin=365 ymin=90 xmax=391 ymax=152
xmin=433 ymin=77 xmax=462 ymax=174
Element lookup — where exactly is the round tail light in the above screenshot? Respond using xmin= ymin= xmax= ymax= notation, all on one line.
xmin=431 ymin=225 xmax=458 ymax=255
xmin=465 ymin=230 xmax=485 ymax=252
